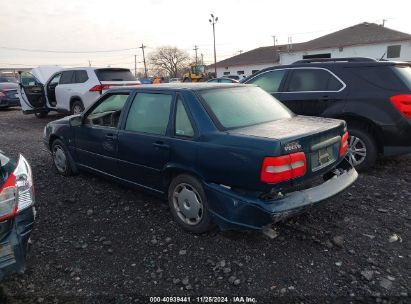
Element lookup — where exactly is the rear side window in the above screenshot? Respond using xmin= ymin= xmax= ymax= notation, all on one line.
xmin=286 ymin=69 xmax=343 ymax=92
xmin=95 ymin=69 xmax=136 ymax=81
xmin=75 ymin=70 xmax=89 ymax=83
xmin=392 ymin=65 xmax=411 ymax=90
xmin=247 ymin=70 xmax=286 ymax=92
xmin=175 ymin=97 xmax=194 ymax=137
xmin=125 ymin=93 xmax=172 ymax=135
xmin=60 ymin=71 xmax=75 ymax=84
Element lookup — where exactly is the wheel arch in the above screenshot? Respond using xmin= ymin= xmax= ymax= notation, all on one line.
xmin=163 ymin=164 xmax=205 ymax=192
xmin=69 ymin=96 xmax=84 ymax=109
xmin=336 ymin=114 xmax=383 ymax=154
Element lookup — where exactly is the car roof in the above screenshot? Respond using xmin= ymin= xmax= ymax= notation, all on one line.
xmin=107 ymin=83 xmax=253 ymax=93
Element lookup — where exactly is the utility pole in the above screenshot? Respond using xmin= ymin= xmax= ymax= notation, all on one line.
xmin=193 ymin=45 xmax=199 ymax=64
xmin=382 ymin=19 xmax=387 ymax=27
xmin=140 ymin=43 xmax=148 ymax=78
xmin=238 ymin=50 xmax=243 ymax=55
xmin=88 ymin=60 xmax=91 ymax=67
xmin=134 ymin=55 xmax=137 ymax=78
xmin=272 ymin=35 xmax=276 ymax=63
xmin=201 ymin=53 xmax=204 ymax=65
xmin=209 ymin=14 xmax=218 ymax=77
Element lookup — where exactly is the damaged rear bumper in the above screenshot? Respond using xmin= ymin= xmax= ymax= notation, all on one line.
xmin=0 ymin=206 xmax=35 ymax=281
xmin=204 ymin=160 xmax=358 ymax=230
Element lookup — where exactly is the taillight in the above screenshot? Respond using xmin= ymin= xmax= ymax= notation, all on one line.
xmin=339 ymin=132 xmax=349 ymax=157
xmin=390 ymin=94 xmax=411 ymax=118
xmin=89 ymin=84 xmax=112 ymax=92
xmin=260 ymin=152 xmax=306 ymax=183
xmin=0 ymin=155 xmax=34 ymax=222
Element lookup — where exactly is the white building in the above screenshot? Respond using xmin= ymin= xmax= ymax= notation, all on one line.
xmin=212 ymin=22 xmax=411 ymax=78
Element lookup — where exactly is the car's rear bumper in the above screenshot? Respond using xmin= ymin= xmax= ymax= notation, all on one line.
xmin=204 ymin=160 xmax=358 ymax=230
xmin=381 ymin=120 xmax=411 ymax=156
xmin=0 ymin=206 xmax=35 ymax=281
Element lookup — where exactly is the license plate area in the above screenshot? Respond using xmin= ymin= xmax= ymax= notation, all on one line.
xmin=311 ymin=145 xmax=335 ymax=171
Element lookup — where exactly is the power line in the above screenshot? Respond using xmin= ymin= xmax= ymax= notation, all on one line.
xmin=0 ymin=46 xmax=139 ymax=54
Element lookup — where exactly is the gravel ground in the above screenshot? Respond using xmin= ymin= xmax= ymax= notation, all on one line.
xmin=0 ymin=108 xmax=410 ymax=304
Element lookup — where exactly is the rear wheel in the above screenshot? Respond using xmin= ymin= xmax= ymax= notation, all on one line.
xmin=346 ymin=126 xmax=377 ymax=171
xmin=168 ymin=174 xmax=213 ymax=233
xmin=71 ymin=100 xmax=84 ymax=115
xmin=51 ymin=139 xmax=75 ymax=176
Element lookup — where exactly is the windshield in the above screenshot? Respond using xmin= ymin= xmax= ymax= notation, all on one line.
xmin=393 ymin=65 xmax=411 ymax=90
xmin=199 ymin=86 xmax=292 ymax=129
xmin=192 ymin=65 xmax=206 ymax=73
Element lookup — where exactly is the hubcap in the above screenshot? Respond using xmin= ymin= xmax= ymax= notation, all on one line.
xmin=172 ymin=183 xmax=203 ymax=225
xmin=346 ymin=135 xmax=367 ymax=167
xmin=73 ymin=105 xmax=83 ymax=114
xmin=53 ymin=145 xmax=67 ymax=172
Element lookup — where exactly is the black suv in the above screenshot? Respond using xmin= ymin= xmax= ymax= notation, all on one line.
xmin=242 ymin=58 xmax=411 ymax=170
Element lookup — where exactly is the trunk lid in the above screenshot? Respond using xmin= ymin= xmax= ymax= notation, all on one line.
xmin=230 ymin=115 xmax=346 ymax=180
xmin=95 ymin=68 xmax=140 ymax=93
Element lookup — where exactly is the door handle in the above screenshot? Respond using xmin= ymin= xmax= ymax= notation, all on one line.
xmin=105 ymin=133 xmax=117 ymax=140
xmin=152 ymin=142 xmax=169 ymax=150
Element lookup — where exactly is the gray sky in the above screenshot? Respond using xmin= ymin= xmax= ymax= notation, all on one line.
xmin=1 ymin=0 xmax=410 ymax=72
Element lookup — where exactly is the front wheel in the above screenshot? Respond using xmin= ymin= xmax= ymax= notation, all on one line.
xmin=34 ymin=111 xmax=48 ymax=118
xmin=346 ymin=127 xmax=377 ymax=171
xmin=51 ymin=139 xmax=75 ymax=176
xmin=168 ymin=174 xmax=213 ymax=233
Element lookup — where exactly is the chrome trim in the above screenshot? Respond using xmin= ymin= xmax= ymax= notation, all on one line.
xmin=311 ymin=135 xmax=341 ymax=151
xmin=246 ymin=67 xmax=347 ymax=94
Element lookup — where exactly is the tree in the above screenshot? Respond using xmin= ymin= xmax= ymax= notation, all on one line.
xmin=149 ymin=46 xmax=191 ymax=78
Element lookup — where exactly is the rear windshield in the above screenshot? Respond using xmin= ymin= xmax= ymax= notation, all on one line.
xmin=199 ymin=86 xmax=292 ymax=129
xmin=95 ymin=69 xmax=136 ymax=81
xmin=0 ymin=76 xmax=18 ymax=83
xmin=392 ymin=65 xmax=411 ymax=90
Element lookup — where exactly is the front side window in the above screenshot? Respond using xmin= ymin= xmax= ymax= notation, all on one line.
xmin=49 ymin=73 xmax=61 ymax=86
xmin=286 ymin=69 xmax=343 ymax=92
xmin=247 ymin=70 xmax=286 ymax=92
xmin=85 ymin=94 xmax=129 ymax=128
xmin=59 ymin=71 xmax=75 ymax=84
xmin=20 ymin=72 xmax=41 ymax=86
xmin=175 ymin=97 xmax=194 ymax=137
xmin=125 ymin=93 xmax=173 ymax=135
xmin=200 ymin=87 xmax=292 ymax=129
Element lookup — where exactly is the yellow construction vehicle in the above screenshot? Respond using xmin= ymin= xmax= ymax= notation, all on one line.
xmin=182 ymin=64 xmax=213 ymax=82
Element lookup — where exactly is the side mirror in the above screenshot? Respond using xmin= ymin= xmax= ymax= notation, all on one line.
xmin=69 ymin=115 xmax=83 ymax=127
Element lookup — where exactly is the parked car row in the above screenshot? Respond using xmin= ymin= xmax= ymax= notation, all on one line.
xmin=242 ymin=57 xmax=411 ymax=170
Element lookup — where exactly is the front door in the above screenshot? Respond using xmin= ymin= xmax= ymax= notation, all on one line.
xmin=18 ymin=72 xmax=47 ymax=114
xmin=117 ymin=92 xmax=174 ymax=191
xmin=74 ymin=92 xmax=130 ymax=175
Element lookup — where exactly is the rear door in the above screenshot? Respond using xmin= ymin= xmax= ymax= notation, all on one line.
xmin=117 ymin=91 xmax=174 ymax=191
xmin=280 ymin=67 xmax=346 ymax=116
xmin=17 ymin=72 xmax=47 ymax=113
xmin=55 ymin=70 xmax=75 ymax=111
xmin=244 ymin=69 xmax=287 ymax=101
xmin=95 ymin=68 xmax=140 ymax=93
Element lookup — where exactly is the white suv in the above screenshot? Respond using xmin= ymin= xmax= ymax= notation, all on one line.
xmin=18 ymin=66 xmax=140 ymax=117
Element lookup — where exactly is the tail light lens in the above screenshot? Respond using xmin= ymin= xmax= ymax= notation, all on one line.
xmin=260 ymin=152 xmax=306 ymax=183
xmin=0 ymin=155 xmax=35 ymax=221
xmin=390 ymin=95 xmax=411 ymax=118
xmin=89 ymin=82 xmax=140 ymax=92
xmin=339 ymin=132 xmax=349 ymax=156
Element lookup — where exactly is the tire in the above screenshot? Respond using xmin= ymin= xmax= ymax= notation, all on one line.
xmin=51 ymin=139 xmax=75 ymax=176
xmin=168 ymin=174 xmax=213 ymax=233
xmin=71 ymin=100 xmax=84 ymax=115
xmin=34 ymin=111 xmax=48 ymax=118
xmin=346 ymin=126 xmax=377 ymax=171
